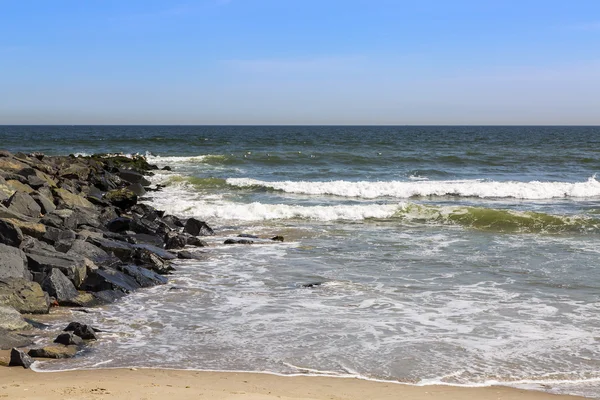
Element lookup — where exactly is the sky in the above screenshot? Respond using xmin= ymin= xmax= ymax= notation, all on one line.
xmin=0 ymin=0 xmax=599 ymax=125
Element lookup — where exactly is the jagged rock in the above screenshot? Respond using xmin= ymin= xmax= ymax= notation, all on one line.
xmin=129 ymin=233 xmax=164 ymax=247
xmin=26 ymin=175 xmax=47 ymax=189
xmin=0 ymin=219 xmax=24 ymax=247
xmin=134 ymin=248 xmax=173 ymax=275
xmin=53 ymin=188 xmax=95 ymax=209
xmin=162 ymin=214 xmax=184 ymax=229
xmin=39 ymin=212 xmax=64 ymax=228
xmin=87 ymin=237 xmax=134 ymax=261
xmin=0 ymin=329 xmax=33 ymax=350
xmin=59 ymin=164 xmax=90 ymax=181
xmin=41 ymin=269 xmax=80 ymax=305
xmin=9 ymin=348 xmax=33 ymax=368
xmin=54 ymin=332 xmax=84 ymax=345
xmin=41 ymin=227 xmax=76 ymax=251
xmin=3 ymin=218 xmax=46 ymax=239
xmin=164 ymin=231 xmax=187 ymax=250
xmin=82 ymin=266 xmax=141 ymax=293
xmin=4 ymin=191 xmax=41 ymax=218
xmin=28 ymin=345 xmax=78 ymax=359
xmin=177 ymin=250 xmax=206 ymax=260
xmin=98 ymin=207 xmax=119 ymax=226
xmin=0 ymin=176 xmax=15 ymax=200
xmin=65 ymin=292 xmax=98 ymax=307
xmin=224 ymin=239 xmax=254 ymax=245
xmin=127 ymin=182 xmax=146 ymax=196
xmin=183 ymin=218 xmax=214 ymax=236
xmin=132 ymin=244 xmax=176 ymax=260
xmin=117 ymin=168 xmax=151 ymax=186
xmin=25 ymin=249 xmax=87 ymax=287
xmin=0 ymin=306 xmax=31 ymax=331
xmin=106 ymin=217 xmax=131 ymax=232
xmin=271 ymin=236 xmax=285 ymax=242
xmin=31 ymin=192 xmax=56 ymax=214
xmin=73 ymin=324 xmax=97 ymax=340
xmin=66 ymin=239 xmax=110 ymax=262
xmin=0 ymin=157 xmax=29 ymax=172
xmin=92 ymin=290 xmax=126 ymax=304
xmin=117 ymin=264 xmax=168 ymax=287
xmin=0 ymin=243 xmax=31 ymax=280
xmin=62 ymin=207 xmax=101 ymax=230
xmin=187 ymin=236 xmax=208 ymax=247
xmin=104 ymin=188 xmax=137 ymax=209
xmin=0 ymin=278 xmax=50 ymax=314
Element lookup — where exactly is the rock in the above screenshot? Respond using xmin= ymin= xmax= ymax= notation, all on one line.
xmin=134 ymin=248 xmax=174 ymax=275
xmin=82 ymin=266 xmax=141 ymax=293
xmin=106 ymin=217 xmax=131 ymax=232
xmin=162 ymin=166 xmax=172 ymax=171
xmin=238 ymin=233 xmax=259 ymax=238
xmin=177 ymin=250 xmax=206 ymax=260
xmin=65 ymin=292 xmax=98 ymax=307
xmin=129 ymin=216 xmax=162 ymax=235
xmin=28 ymin=345 xmax=78 ymax=359
xmin=300 ymin=282 xmax=324 ymax=288
xmin=3 ymin=218 xmax=46 ymax=239
xmin=31 ymin=192 xmax=56 ymax=215
xmin=53 ymin=188 xmax=95 ymax=209
xmin=87 ymin=237 xmax=134 ymax=262
xmin=187 ymin=236 xmax=208 ymax=247
xmin=73 ymin=324 xmax=97 ymax=340
xmin=0 ymin=329 xmax=33 ymax=350
xmin=0 ymin=278 xmax=50 ymax=314
xmin=3 ymin=191 xmax=41 ymax=218
xmin=92 ymin=290 xmax=126 ymax=304
xmin=129 ymin=233 xmax=164 ymax=247
xmin=0 ymin=176 xmax=16 ymax=200
xmin=117 ymin=168 xmax=151 ymax=186
xmin=59 ymin=164 xmax=90 ymax=181
xmin=26 ymin=175 xmax=47 ymax=189
xmin=224 ymin=239 xmax=254 ymax=245
xmin=183 ymin=218 xmax=214 ymax=236
xmin=9 ymin=348 xmax=33 ymax=368
xmin=164 ymin=231 xmax=187 ymax=250
xmin=127 ymin=182 xmax=146 ymax=196
xmin=41 ymin=226 xmax=75 ymax=249
xmin=104 ymin=188 xmax=137 ymax=210
xmin=54 ymin=332 xmax=84 ymax=345
xmin=25 ymin=249 xmax=87 ymax=287
xmin=41 ymin=269 xmax=80 ymax=305
xmin=0 ymin=306 xmax=31 ymax=331
xmin=271 ymin=236 xmax=285 ymax=242
xmin=0 ymin=157 xmax=29 ymax=172
xmin=0 ymin=243 xmax=31 ymax=280
xmin=117 ymin=264 xmax=168 ymax=287
xmin=66 ymin=239 xmax=110 ymax=263
xmin=62 ymin=207 xmax=101 ymax=230
xmin=132 ymin=244 xmax=176 ymax=260
xmin=0 ymin=218 xmax=24 ymax=246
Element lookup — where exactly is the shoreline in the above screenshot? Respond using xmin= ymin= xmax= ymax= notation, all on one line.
xmin=0 ymin=365 xmax=587 ymax=400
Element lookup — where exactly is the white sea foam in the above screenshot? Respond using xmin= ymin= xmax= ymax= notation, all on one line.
xmin=226 ymin=176 xmax=600 ymax=199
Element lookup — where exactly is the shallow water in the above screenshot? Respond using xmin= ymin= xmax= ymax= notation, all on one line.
xmin=2 ymin=125 xmax=599 ymax=398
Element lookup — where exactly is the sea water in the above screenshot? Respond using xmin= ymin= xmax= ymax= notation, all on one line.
xmin=2 ymin=125 xmax=600 ymax=397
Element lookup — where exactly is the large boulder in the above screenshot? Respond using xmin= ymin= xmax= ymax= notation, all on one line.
xmin=117 ymin=168 xmax=151 ymax=186
xmin=164 ymin=231 xmax=187 ymax=250
xmin=28 ymin=345 xmax=78 ymax=359
xmin=41 ymin=269 xmax=80 ymax=305
xmin=0 ymin=176 xmax=16 ymax=200
xmin=53 ymin=332 xmax=84 ymax=346
xmin=0 ymin=278 xmax=50 ymax=314
xmin=66 ymin=239 xmax=110 ymax=262
xmin=134 ymin=248 xmax=174 ymax=275
xmin=0 ymin=219 xmax=24 ymax=247
xmin=0 ymin=329 xmax=33 ymax=350
xmin=117 ymin=264 xmax=168 ymax=287
xmin=0 ymin=243 xmax=31 ymax=280
xmin=25 ymin=248 xmax=87 ymax=287
xmin=3 ymin=191 xmax=42 ymax=218
xmin=0 ymin=306 xmax=31 ymax=331
xmin=104 ymin=188 xmax=137 ymax=210
xmin=183 ymin=218 xmax=214 ymax=236
xmin=9 ymin=348 xmax=33 ymax=368
xmin=87 ymin=237 xmax=134 ymax=262
xmin=132 ymin=244 xmax=176 ymax=260
xmin=3 ymin=218 xmax=46 ymax=239
xmin=81 ymin=266 xmax=141 ymax=293
xmin=31 ymin=192 xmax=56 ymax=215
xmin=53 ymin=188 xmax=95 ymax=209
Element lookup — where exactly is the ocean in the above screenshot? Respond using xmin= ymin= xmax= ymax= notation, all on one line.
xmin=2 ymin=125 xmax=600 ymax=397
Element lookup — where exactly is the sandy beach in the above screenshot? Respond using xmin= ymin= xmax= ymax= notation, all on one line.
xmin=0 ymin=364 xmax=586 ymax=400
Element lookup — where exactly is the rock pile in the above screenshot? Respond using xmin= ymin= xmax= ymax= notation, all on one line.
xmin=0 ymin=150 xmax=214 ymax=361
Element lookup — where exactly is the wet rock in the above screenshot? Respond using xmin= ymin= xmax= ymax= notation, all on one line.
xmin=116 ymin=264 xmax=168 ymax=287
xmin=162 ymin=214 xmax=184 ymax=229
xmin=117 ymin=168 xmax=151 ymax=186
xmin=129 ymin=233 xmax=164 ymax=247
xmin=104 ymin=188 xmax=137 ymax=210
xmin=9 ymin=348 xmax=34 ymax=368
xmin=187 ymin=236 xmax=208 ymax=247
xmin=129 ymin=216 xmax=161 ymax=235
xmin=3 ymin=191 xmax=42 ymax=218
xmin=106 ymin=217 xmax=131 ymax=233
xmin=87 ymin=237 xmax=134 ymax=262
xmin=73 ymin=324 xmax=97 ymax=340
xmin=271 ymin=236 xmax=285 ymax=242
xmin=183 ymin=218 xmax=214 ymax=236
xmin=28 ymin=345 xmax=78 ymax=359
xmin=134 ymin=248 xmax=174 ymax=275
xmin=0 ymin=278 xmax=50 ymax=314
xmin=164 ymin=231 xmax=187 ymax=250
xmin=300 ymin=282 xmax=324 ymax=288
xmin=0 ymin=218 xmax=24 ymax=246
xmin=177 ymin=250 xmax=206 ymax=260
xmin=82 ymin=266 xmax=141 ymax=293
xmin=127 ymin=182 xmax=146 ymax=196
xmin=92 ymin=290 xmax=126 ymax=304
xmin=132 ymin=244 xmax=176 ymax=260
xmin=0 ymin=305 xmax=31 ymax=331
xmin=54 ymin=332 xmax=84 ymax=345
xmin=0 ymin=329 xmax=33 ymax=350
xmin=238 ymin=233 xmax=258 ymax=238
xmin=224 ymin=239 xmax=254 ymax=245
xmin=0 ymin=243 xmax=31 ymax=280
xmin=41 ymin=269 xmax=80 ymax=305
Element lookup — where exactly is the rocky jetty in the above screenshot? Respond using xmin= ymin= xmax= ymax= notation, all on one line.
xmin=0 ymin=150 xmax=214 ymax=362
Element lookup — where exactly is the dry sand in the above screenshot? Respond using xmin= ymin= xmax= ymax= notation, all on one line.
xmin=0 ymin=365 xmax=586 ymax=400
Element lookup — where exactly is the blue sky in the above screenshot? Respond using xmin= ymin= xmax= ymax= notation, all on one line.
xmin=1 ymin=0 xmax=599 ymax=124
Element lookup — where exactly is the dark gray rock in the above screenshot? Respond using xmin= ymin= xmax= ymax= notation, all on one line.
xmin=0 ymin=329 xmax=33 ymax=350
xmin=0 ymin=305 xmax=31 ymax=331
xmin=87 ymin=237 xmax=134 ymax=262
xmin=117 ymin=168 xmax=151 ymax=186
xmin=41 ymin=269 xmax=79 ymax=305
xmin=106 ymin=217 xmax=131 ymax=233
xmin=0 ymin=218 xmax=24 ymax=246
xmin=129 ymin=216 xmax=161 ymax=235
xmin=177 ymin=250 xmax=206 ymax=260
xmin=28 ymin=345 xmax=78 ymax=359
xmin=31 ymin=192 xmax=56 ymax=215
xmin=129 ymin=233 xmax=164 ymax=247
xmin=271 ymin=236 xmax=285 ymax=242
xmin=224 ymin=239 xmax=254 ymax=245
xmin=54 ymin=332 xmax=83 ymax=345
xmin=104 ymin=188 xmax=137 ymax=210
xmin=66 ymin=239 xmax=110 ymax=263
xmin=4 ymin=191 xmax=41 ymax=218
xmin=164 ymin=231 xmax=187 ymax=250
xmin=127 ymin=182 xmax=146 ymax=196
xmin=92 ymin=290 xmax=126 ymax=304
xmin=73 ymin=324 xmax=97 ymax=340
xmin=25 ymin=248 xmax=87 ymax=288
xmin=134 ymin=248 xmax=174 ymax=275
xmin=238 ymin=233 xmax=259 ymax=238
xmin=132 ymin=244 xmax=176 ymax=260
xmin=187 ymin=236 xmax=208 ymax=247
xmin=162 ymin=214 xmax=184 ymax=229
xmin=27 ymin=175 xmax=47 ymax=189
xmin=82 ymin=266 xmax=141 ymax=293
xmin=41 ymin=227 xmax=76 ymax=252
xmin=117 ymin=264 xmax=168 ymax=287
xmin=9 ymin=348 xmax=33 ymax=368
xmin=0 ymin=243 xmax=31 ymax=280
xmin=183 ymin=218 xmax=214 ymax=236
